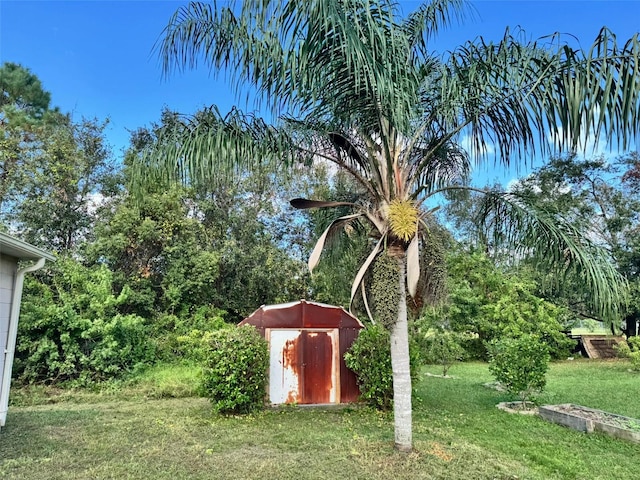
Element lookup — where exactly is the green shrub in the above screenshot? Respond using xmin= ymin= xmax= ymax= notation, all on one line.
xmin=154 ymin=306 xmax=227 ymax=361
xmin=421 ymin=329 xmax=466 ymax=376
xmin=488 ymin=334 xmax=550 ymax=406
xmin=616 ymin=336 xmax=640 ymax=371
xmin=200 ymin=325 xmax=268 ymax=414
xmin=434 ymin=251 xmax=576 ymax=360
xmin=344 ymin=324 xmax=419 ymax=410
xmin=16 ymin=259 xmax=155 ymax=385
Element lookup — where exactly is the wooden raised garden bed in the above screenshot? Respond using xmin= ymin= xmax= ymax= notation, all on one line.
xmin=538 ymin=404 xmax=640 ymax=443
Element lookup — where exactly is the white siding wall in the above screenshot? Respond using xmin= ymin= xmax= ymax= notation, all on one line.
xmin=0 ymin=255 xmax=17 ymax=405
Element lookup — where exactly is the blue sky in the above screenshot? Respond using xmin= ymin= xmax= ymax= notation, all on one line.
xmin=1 ymin=0 xmax=639 ymax=184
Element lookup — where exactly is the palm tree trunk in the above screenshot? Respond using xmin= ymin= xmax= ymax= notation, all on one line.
xmin=390 ymin=250 xmax=412 ymax=452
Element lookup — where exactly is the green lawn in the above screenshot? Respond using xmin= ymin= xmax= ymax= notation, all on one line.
xmin=2 ymin=360 xmax=639 ymax=479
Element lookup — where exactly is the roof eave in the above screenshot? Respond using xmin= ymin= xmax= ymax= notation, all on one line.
xmin=0 ymin=232 xmax=56 ymax=261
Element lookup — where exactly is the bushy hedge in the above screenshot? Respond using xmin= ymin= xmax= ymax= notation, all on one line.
xmin=200 ymin=325 xmax=268 ymax=414
xmin=154 ymin=305 xmax=227 ymax=361
xmin=16 ymin=259 xmax=154 ymax=385
xmin=420 ymin=329 xmax=466 ymax=376
xmin=344 ymin=324 xmax=419 ymax=410
xmin=488 ymin=334 xmax=550 ymax=405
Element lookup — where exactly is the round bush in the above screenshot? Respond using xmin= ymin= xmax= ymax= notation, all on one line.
xmin=344 ymin=324 xmax=419 ymax=410
xmin=488 ymin=334 xmax=550 ymax=405
xmin=200 ymin=325 xmax=268 ymax=414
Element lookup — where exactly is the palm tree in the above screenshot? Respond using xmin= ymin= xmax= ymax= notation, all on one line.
xmin=133 ymin=0 xmax=640 ymax=451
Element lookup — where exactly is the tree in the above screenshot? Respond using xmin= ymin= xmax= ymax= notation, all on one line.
xmin=512 ymin=154 xmax=640 ymax=331
xmin=0 ymin=62 xmax=55 ymax=216
xmin=419 ymin=248 xmax=576 ymax=360
xmin=12 ymin=116 xmax=115 ymax=252
xmin=0 ymin=63 xmax=114 ymax=252
xmin=133 ymin=0 xmax=640 ymax=451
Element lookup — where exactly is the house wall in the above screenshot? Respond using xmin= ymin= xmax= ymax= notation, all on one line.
xmin=0 ymin=255 xmax=17 ymax=407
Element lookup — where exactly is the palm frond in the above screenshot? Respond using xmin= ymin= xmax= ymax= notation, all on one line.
xmin=350 ymin=234 xmax=386 ymax=308
xmin=406 ymin=234 xmax=420 ymax=297
xmin=158 ymin=0 xmax=424 ymax=131
xmin=290 ymin=198 xmax=357 ymax=210
xmin=477 ymin=191 xmax=626 ymax=322
xmin=308 ymin=213 xmax=363 ymax=272
xmin=404 ymin=0 xmax=472 ymax=58
xmin=410 ymin=140 xmax=470 ymax=199
xmin=129 ymin=106 xmax=295 ymax=192
xmin=428 ymin=27 xmax=640 ymax=165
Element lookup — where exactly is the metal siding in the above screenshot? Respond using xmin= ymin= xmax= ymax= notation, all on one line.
xmin=241 ymin=301 xmax=363 ymax=405
xmin=339 ymin=327 xmax=362 ymax=403
xmin=241 ymin=301 xmax=364 ymax=331
xmin=0 ymin=257 xmax=16 ymax=408
xmin=301 ymin=331 xmax=335 ymax=404
xmin=267 ymin=328 xmax=339 ymax=405
xmin=302 ymin=303 xmax=341 ymax=328
xmin=268 ymin=329 xmax=302 ymax=404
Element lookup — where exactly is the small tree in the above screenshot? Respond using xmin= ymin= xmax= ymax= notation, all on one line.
xmin=200 ymin=325 xmax=268 ymax=414
xmin=421 ymin=329 xmax=465 ymax=376
xmin=488 ymin=335 xmax=550 ymax=407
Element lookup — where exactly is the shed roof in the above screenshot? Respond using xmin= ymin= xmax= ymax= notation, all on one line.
xmin=240 ymin=300 xmax=364 ymax=330
xmin=0 ymin=232 xmax=56 ymax=261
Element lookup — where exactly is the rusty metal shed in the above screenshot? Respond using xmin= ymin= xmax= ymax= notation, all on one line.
xmin=239 ymin=300 xmax=364 ymax=405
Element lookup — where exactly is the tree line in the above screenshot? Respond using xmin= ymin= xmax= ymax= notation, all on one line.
xmin=5 ymin=57 xmax=640 ymax=383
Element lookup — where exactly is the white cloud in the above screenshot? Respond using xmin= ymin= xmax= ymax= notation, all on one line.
xmin=459 ymin=134 xmax=495 ymax=160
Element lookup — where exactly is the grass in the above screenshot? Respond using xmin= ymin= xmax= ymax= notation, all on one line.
xmin=2 ymin=360 xmax=640 ymax=479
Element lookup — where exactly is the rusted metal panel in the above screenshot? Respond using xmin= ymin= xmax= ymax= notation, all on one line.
xmin=302 ymin=302 xmax=342 ymax=329
xmin=339 ymin=327 xmax=361 ymax=403
xmin=267 ymin=328 xmax=339 ymax=405
xmin=240 ymin=300 xmax=364 ymax=331
xmin=301 ymin=331 xmax=336 ymax=404
xmin=268 ymin=329 xmax=302 ymax=404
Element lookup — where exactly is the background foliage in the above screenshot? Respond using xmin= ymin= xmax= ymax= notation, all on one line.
xmin=5 ymin=60 xmax=640 ymax=390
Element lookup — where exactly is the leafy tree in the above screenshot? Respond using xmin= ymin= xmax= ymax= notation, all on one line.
xmin=0 ymin=62 xmax=57 ymax=216
xmin=1 ymin=63 xmax=115 ymax=252
xmin=0 ymin=62 xmax=50 ymax=116
xmin=12 ymin=116 xmax=115 ymax=252
xmin=512 ymin=154 xmax=640 ymax=331
xmin=88 ymin=185 xmax=213 ymax=317
xmin=419 ymin=328 xmax=465 ymax=376
xmin=133 ymin=0 xmax=640 ymax=451
xmin=420 ymin=249 xmax=575 ymax=359
xmin=91 ymin=132 xmax=308 ymax=321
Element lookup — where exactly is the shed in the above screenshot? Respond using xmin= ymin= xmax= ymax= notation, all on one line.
xmin=0 ymin=233 xmax=55 ymax=428
xmin=239 ymin=300 xmax=364 ymax=405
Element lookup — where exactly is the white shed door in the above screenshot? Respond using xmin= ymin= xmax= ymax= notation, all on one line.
xmin=268 ymin=329 xmax=339 ymax=404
